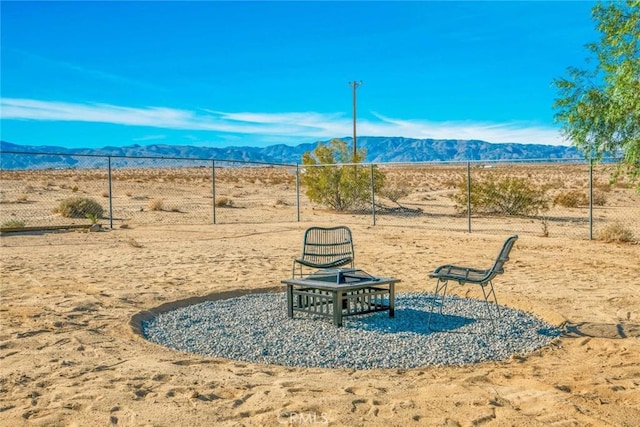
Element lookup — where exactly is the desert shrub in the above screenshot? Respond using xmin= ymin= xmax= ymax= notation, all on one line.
xmin=54 ymin=197 xmax=104 ymax=218
xmin=379 ymin=184 xmax=410 ymax=207
xmin=85 ymin=213 xmax=99 ymax=224
xmin=597 ymin=222 xmax=635 ymax=243
xmin=301 ymin=138 xmax=385 ymax=211
xmin=554 ymin=190 xmax=588 ymax=208
xmin=2 ymin=219 xmax=25 ymax=228
xmin=592 ymin=190 xmax=607 ymax=206
xmin=147 ymin=199 xmax=164 ymax=211
xmin=451 ymin=174 xmax=549 ymax=216
xmin=215 ymin=197 xmax=234 ymax=207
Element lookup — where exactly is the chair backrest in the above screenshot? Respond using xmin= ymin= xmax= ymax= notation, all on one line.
xmin=489 ymin=234 xmax=518 ymax=276
xmin=299 ymin=226 xmax=354 ymax=268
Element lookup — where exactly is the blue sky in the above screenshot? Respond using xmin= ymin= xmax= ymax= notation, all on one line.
xmin=1 ymin=1 xmax=598 ymax=149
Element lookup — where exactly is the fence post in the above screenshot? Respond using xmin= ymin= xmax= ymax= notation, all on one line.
xmin=108 ymin=156 xmax=113 ymax=229
xmin=589 ymin=159 xmax=593 ymax=240
xmin=212 ymin=160 xmax=216 ymax=224
xmin=296 ymin=164 xmax=300 ymax=222
xmin=370 ymin=163 xmax=376 ymax=226
xmin=467 ymin=161 xmax=471 ymax=233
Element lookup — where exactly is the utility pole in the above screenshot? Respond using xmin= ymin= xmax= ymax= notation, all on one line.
xmin=349 ymin=81 xmax=363 ymax=162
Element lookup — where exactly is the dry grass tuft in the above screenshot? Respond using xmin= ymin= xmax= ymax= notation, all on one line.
xmin=554 ymin=190 xmax=588 ymax=208
xmin=147 ymin=199 xmax=164 ymax=211
xmin=597 ymin=222 xmax=635 ymax=243
xmin=215 ymin=197 xmax=234 ymax=208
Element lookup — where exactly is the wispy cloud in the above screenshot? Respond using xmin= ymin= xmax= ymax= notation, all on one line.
xmin=132 ymin=134 xmax=167 ymax=142
xmin=12 ymin=49 xmax=163 ymax=91
xmin=1 ymin=98 xmax=566 ymax=146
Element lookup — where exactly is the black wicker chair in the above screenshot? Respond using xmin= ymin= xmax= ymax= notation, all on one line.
xmin=292 ymin=226 xmax=354 ymax=278
xmin=427 ymin=235 xmax=518 ymax=330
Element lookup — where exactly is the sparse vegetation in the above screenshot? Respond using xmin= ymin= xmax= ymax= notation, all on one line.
xmin=379 ymin=184 xmax=411 ymax=208
xmin=597 ymin=222 xmax=635 ymax=243
xmin=147 ymin=198 xmax=164 ymax=211
xmin=54 ymin=197 xmax=104 ymax=218
xmin=452 ymin=175 xmax=549 ymax=216
xmin=2 ymin=219 xmax=26 ymax=229
xmin=554 ymin=190 xmax=589 ymax=208
xmin=215 ymin=197 xmax=234 ymax=208
xmin=86 ymin=213 xmax=100 ymax=224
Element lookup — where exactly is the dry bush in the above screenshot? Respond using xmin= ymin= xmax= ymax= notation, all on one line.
xmin=147 ymin=199 xmax=164 ymax=211
xmin=15 ymin=194 xmax=29 ymax=203
xmin=597 ymin=223 xmax=635 ymax=243
xmin=594 ymin=181 xmax=612 ymax=192
xmin=54 ymin=197 xmax=104 ymax=218
xmin=379 ymin=184 xmax=411 ymax=206
xmin=554 ymin=190 xmax=588 ymax=208
xmin=71 ymin=185 xmax=79 ymax=193
xmin=592 ymin=190 xmax=607 ymax=206
xmin=101 ymin=191 xmax=109 ymax=198
xmin=215 ymin=197 xmax=234 ymax=208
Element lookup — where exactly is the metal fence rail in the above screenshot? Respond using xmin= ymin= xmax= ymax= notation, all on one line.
xmin=1 ymin=151 xmax=638 ymax=241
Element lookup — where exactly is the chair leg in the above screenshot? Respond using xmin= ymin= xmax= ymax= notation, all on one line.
xmin=427 ymin=279 xmax=448 ymax=331
xmin=480 ymin=281 xmax=501 ymax=326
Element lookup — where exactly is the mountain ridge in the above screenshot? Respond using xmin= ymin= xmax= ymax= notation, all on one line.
xmin=0 ymin=137 xmax=583 ymax=169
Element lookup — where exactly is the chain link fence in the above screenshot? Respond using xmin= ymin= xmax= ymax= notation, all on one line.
xmin=1 ymin=151 xmax=638 ymax=241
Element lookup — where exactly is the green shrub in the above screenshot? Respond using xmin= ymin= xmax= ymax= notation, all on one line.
xmin=301 ymin=138 xmax=385 ymax=211
xmin=452 ymin=174 xmax=549 ymax=216
xmin=54 ymin=197 xmax=104 ymax=218
xmin=2 ymin=219 xmax=26 ymax=229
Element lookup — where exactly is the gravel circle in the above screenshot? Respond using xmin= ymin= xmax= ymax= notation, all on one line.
xmin=142 ymin=292 xmax=560 ymax=369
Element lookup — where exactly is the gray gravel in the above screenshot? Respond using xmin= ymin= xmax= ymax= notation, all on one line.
xmin=142 ymin=292 xmax=560 ymax=369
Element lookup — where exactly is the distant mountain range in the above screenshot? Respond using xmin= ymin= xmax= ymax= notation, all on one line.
xmin=0 ymin=137 xmax=583 ymax=169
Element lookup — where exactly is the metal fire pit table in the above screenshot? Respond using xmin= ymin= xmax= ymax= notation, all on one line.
xmin=281 ymin=269 xmax=400 ymax=327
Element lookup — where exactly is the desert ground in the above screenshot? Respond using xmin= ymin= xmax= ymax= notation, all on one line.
xmin=1 ymin=163 xmax=640 ymax=426
xmin=1 ymin=220 xmax=639 ymax=427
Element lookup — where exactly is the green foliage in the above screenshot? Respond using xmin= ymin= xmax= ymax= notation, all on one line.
xmin=54 ymin=197 xmax=104 ymax=218
xmin=2 ymin=219 xmax=26 ymax=229
xmin=301 ymin=139 xmax=385 ymax=211
xmin=553 ymin=0 xmax=640 ymax=192
xmin=452 ymin=174 xmax=549 ymax=216
xmin=86 ymin=213 xmax=100 ymax=224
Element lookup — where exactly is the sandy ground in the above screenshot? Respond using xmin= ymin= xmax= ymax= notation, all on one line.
xmin=1 ymin=223 xmax=639 ymax=427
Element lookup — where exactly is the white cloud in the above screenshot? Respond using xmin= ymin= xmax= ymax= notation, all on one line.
xmin=132 ymin=134 xmax=167 ymax=142
xmin=0 ymin=98 xmax=567 ymax=146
